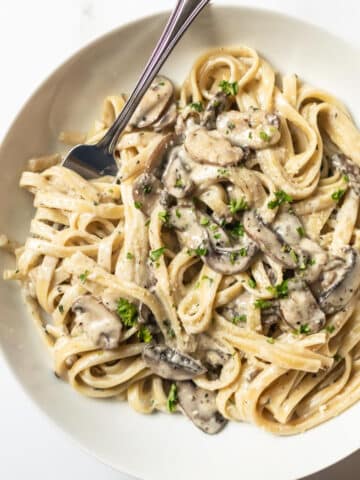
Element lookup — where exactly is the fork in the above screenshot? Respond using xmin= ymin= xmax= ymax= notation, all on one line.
xmin=62 ymin=0 xmax=210 ymax=179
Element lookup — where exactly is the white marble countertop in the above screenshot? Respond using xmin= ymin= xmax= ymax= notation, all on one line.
xmin=1 ymin=1 xmax=360 ymax=479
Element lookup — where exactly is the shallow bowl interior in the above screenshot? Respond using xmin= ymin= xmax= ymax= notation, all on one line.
xmin=1 ymin=6 xmax=360 ymax=480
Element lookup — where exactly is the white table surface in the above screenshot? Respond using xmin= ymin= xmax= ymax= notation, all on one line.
xmin=1 ymin=1 xmax=360 ymax=479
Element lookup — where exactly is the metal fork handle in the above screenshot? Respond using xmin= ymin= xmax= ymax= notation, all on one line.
xmin=96 ymin=0 xmax=210 ymax=155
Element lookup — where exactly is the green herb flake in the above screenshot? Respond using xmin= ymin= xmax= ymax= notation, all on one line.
xmin=202 ymin=275 xmax=214 ymax=284
xmin=175 ymin=178 xmax=184 ymax=188
xmin=254 ymin=299 xmax=272 ymax=309
xmin=200 ymin=217 xmax=210 ymax=226
xmin=227 ymin=222 xmax=244 ymax=238
xmin=266 ymin=337 xmax=275 ymax=344
xmin=232 ymin=314 xmax=247 ymax=325
xmin=126 ymin=252 xmax=134 ymax=260
xmin=259 ymin=130 xmax=271 ymax=142
xmin=290 ymin=249 xmax=298 ymax=264
xmin=58 ymin=304 xmax=64 ymax=314
xmin=296 ymin=226 xmax=305 ymax=238
xmin=175 ymin=209 xmax=181 ymax=219
xmin=213 ymin=233 xmax=221 ymax=240
xmin=248 ymin=132 xmax=253 ymax=139
xmin=267 ymin=279 xmax=289 ymax=299
xmin=334 ymin=353 xmax=343 ymax=362
xmin=150 ymin=247 xmax=166 ymax=262
xmin=167 ymin=383 xmax=178 ymax=413
xmin=227 ymin=121 xmax=236 ymax=130
xmin=79 ymin=270 xmax=90 ymax=283
xmin=137 ymin=326 xmax=153 ymax=343
xmin=239 ymin=247 xmax=248 ymax=257
xmin=158 ymin=211 xmax=169 ymax=224
xmin=248 ymin=278 xmax=257 ymax=289
xmin=143 ymin=184 xmax=152 ymax=194
xmin=189 ymin=101 xmax=203 ymax=112
xmin=217 ymin=168 xmax=229 ymax=176
xmin=229 ymin=197 xmax=249 ymax=214
xmin=343 ymin=174 xmax=349 ymax=183
xmin=326 ymin=325 xmax=336 ymax=334
xmin=267 ymin=190 xmax=293 ymax=209
xmin=230 ymin=252 xmax=238 ymax=264
xmin=194 ymin=245 xmax=208 ymax=257
xmin=219 ymin=80 xmax=239 ymax=96
xmin=116 ymin=298 xmax=138 ymax=327
xmin=331 ymin=189 xmax=345 ymax=202
xmin=134 ymin=201 xmax=143 ymax=210
xmin=299 ymin=323 xmax=312 ymax=335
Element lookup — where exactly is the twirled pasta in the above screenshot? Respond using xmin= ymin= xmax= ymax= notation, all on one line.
xmin=4 ymin=46 xmax=360 ymax=435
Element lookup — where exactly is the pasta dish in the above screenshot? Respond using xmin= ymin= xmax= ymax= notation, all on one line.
xmin=4 ymin=46 xmax=360 ymax=435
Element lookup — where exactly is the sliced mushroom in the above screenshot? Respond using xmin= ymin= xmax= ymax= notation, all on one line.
xmin=216 ymin=109 xmax=281 ymax=149
xmin=133 ymin=173 xmax=162 ymax=216
xmin=243 ymin=210 xmax=298 ymax=269
xmin=312 ymin=247 xmax=360 ymax=314
xmin=272 ymin=212 xmax=304 ymax=246
xmin=153 ymin=102 xmax=177 ymax=132
xmin=261 ymin=304 xmax=281 ymax=336
xmin=279 ymin=279 xmax=325 ymax=333
xmin=162 ymin=146 xmax=194 ymax=198
xmin=72 ymin=295 xmax=122 ymax=349
xmin=176 ymin=381 xmax=227 ymax=434
xmin=205 ymin=238 xmax=258 ymax=275
xmin=130 ymin=76 xmax=174 ymax=128
xmin=201 ymin=91 xmax=231 ymax=130
xmin=332 ymin=153 xmax=360 ymax=196
xmin=144 ymin=133 xmax=175 ymax=174
xmin=142 ymin=344 xmax=207 ymax=380
xmin=184 ymin=127 xmax=244 ymax=166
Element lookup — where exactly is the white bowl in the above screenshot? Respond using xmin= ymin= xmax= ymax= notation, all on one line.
xmin=1 ymin=6 xmax=360 ymax=480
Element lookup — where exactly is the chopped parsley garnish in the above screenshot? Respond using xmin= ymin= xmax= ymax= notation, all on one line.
xmin=116 ymin=298 xmax=138 ymax=327
xmin=232 ymin=314 xmax=247 ymax=324
xmin=58 ymin=304 xmax=64 ymax=314
xmin=331 ymin=189 xmax=345 ymax=202
xmin=254 ymin=299 xmax=272 ymax=309
xmin=267 ymin=279 xmax=289 ymax=298
xmin=189 ymin=101 xmax=203 ymax=112
xmin=239 ymin=247 xmax=248 ymax=256
xmin=126 ymin=252 xmax=134 ymax=260
xmin=268 ymin=190 xmax=293 ymax=209
xmin=266 ymin=337 xmax=275 ymax=344
xmin=143 ymin=184 xmax=152 ymax=194
xmin=290 ymin=249 xmax=298 ymax=264
xmin=227 ymin=121 xmax=236 ymax=130
xmin=230 ymin=252 xmax=238 ymax=264
xmin=137 ymin=326 xmax=153 ymax=343
xmin=134 ymin=201 xmax=143 ymax=209
xmin=79 ymin=270 xmax=90 ymax=283
xmin=248 ymin=278 xmax=257 ymax=289
xmin=175 ymin=209 xmax=181 ymax=219
xmin=167 ymin=383 xmax=178 ymax=413
xmin=334 ymin=353 xmax=343 ymax=362
xmin=296 ymin=226 xmax=305 ymax=238
xmin=227 ymin=222 xmax=244 ymax=238
xmin=158 ymin=211 xmax=169 ymax=223
xmin=229 ymin=197 xmax=249 ymax=214
xmin=213 ymin=233 xmax=221 ymax=240
xmin=194 ymin=245 xmax=208 ymax=257
xmin=299 ymin=323 xmax=311 ymax=335
xmin=325 ymin=325 xmax=335 ymax=334
xmin=218 ymin=168 xmax=229 ymax=176
xmin=202 ymin=275 xmax=214 ymax=284
xmin=259 ymin=130 xmax=271 ymax=142
xmin=150 ymin=247 xmax=166 ymax=262
xmin=200 ymin=217 xmax=210 ymax=226
xmin=175 ymin=178 xmax=184 ymax=188
xmin=343 ymin=174 xmax=349 ymax=183
xmin=248 ymin=131 xmax=253 ymax=139
xmin=219 ymin=80 xmax=238 ymax=96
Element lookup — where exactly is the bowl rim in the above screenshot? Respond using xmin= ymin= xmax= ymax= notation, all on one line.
xmin=0 ymin=4 xmax=359 ymax=480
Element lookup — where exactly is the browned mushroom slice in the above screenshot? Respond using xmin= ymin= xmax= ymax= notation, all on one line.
xmin=176 ymin=381 xmax=227 ymax=434
xmin=162 ymin=146 xmax=194 ymax=198
xmin=142 ymin=344 xmax=207 ymax=380
xmin=205 ymin=240 xmax=258 ymax=275
xmin=201 ymin=91 xmax=231 ymax=130
xmin=312 ymin=247 xmax=360 ymax=314
xmin=130 ymin=76 xmax=174 ymax=128
xmin=216 ymin=109 xmax=281 ymax=149
xmin=279 ymin=279 xmax=325 ymax=333
xmin=72 ymin=295 xmax=122 ymax=349
xmin=153 ymin=102 xmax=178 ymax=132
xmin=133 ymin=173 xmax=162 ymax=216
xmin=243 ymin=210 xmax=298 ymax=269
xmin=184 ymin=127 xmax=244 ymax=166
xmin=332 ymin=153 xmax=360 ymax=196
